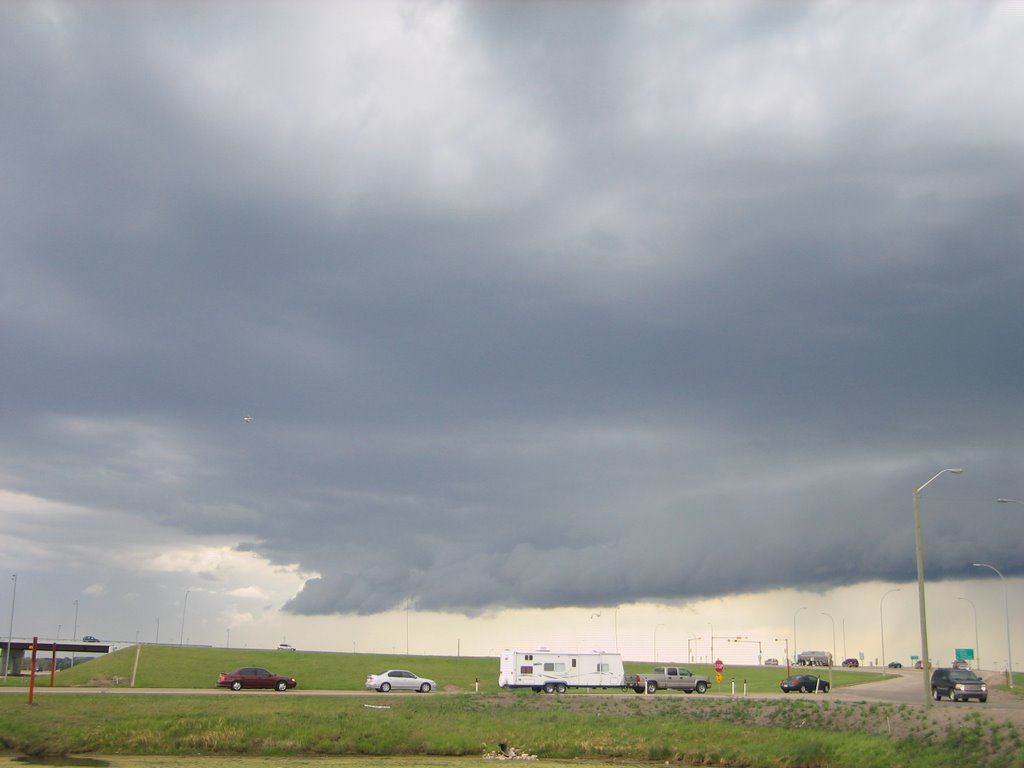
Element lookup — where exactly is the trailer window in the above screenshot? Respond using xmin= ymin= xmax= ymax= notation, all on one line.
xmin=524 ymin=654 xmax=533 ymax=661
xmin=519 ymin=666 xmax=533 ymax=674
xmin=596 ymin=663 xmax=609 ymax=673
xmin=543 ymin=662 xmax=565 ymax=673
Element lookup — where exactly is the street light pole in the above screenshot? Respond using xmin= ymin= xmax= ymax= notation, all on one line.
xmin=179 ymin=589 xmax=190 ymax=645
xmin=880 ymin=588 xmax=901 ymax=668
xmin=775 ymin=637 xmax=791 ymax=676
xmin=72 ymin=599 xmax=79 ymax=669
xmin=654 ymin=624 xmax=667 ymax=663
xmin=821 ymin=612 xmax=836 ymax=689
xmin=958 ymin=597 xmax=980 ymax=672
xmin=973 ymin=562 xmax=1014 ymax=687
xmin=793 ymin=606 xmax=807 ymax=667
xmin=3 ymin=574 xmax=16 ymax=680
xmin=913 ymin=467 xmax=963 ymax=705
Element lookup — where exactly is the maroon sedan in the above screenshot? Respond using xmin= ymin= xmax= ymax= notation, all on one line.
xmin=216 ymin=667 xmax=297 ymax=691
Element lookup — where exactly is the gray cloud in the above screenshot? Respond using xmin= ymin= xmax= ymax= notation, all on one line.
xmin=2 ymin=1 xmax=1023 ymax=627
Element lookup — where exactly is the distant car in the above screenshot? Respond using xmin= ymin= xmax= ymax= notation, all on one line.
xmin=780 ymin=674 xmax=830 ymax=693
xmin=914 ymin=660 xmax=924 ymax=669
xmin=764 ymin=658 xmax=779 ymax=666
xmin=82 ymin=636 xmax=99 ymax=643
xmin=887 ymin=661 xmax=903 ymax=668
xmin=216 ymin=667 xmax=297 ymax=691
xmin=930 ymin=667 xmax=986 ymax=702
xmin=951 ymin=659 xmax=971 ymax=670
xmin=841 ymin=658 xmax=859 ymax=667
xmin=365 ymin=669 xmax=436 ymax=693
xmin=277 ymin=643 xmax=296 ymax=651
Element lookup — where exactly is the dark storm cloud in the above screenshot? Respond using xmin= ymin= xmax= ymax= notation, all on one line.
xmin=2 ymin=1 xmax=1023 ymax=620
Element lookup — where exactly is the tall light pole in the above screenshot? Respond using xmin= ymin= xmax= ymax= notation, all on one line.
xmin=821 ymin=612 xmax=836 ymax=689
xmin=72 ymin=599 xmax=79 ymax=669
xmin=654 ymin=624 xmax=667 ymax=663
xmin=879 ymin=588 xmax=901 ymax=668
xmin=973 ymin=562 xmax=1013 ymax=688
xmin=3 ymin=574 xmax=16 ymax=680
xmin=793 ymin=606 xmax=807 ymax=666
xmin=958 ymin=597 xmax=980 ymax=672
xmin=179 ymin=589 xmax=190 ymax=645
xmin=913 ymin=467 xmax=963 ymax=705
xmin=775 ymin=637 xmax=791 ymax=675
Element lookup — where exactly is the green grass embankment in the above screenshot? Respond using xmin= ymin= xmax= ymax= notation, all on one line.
xmin=28 ymin=645 xmax=872 ymax=693
xmin=1 ymin=691 xmax=1021 ymax=767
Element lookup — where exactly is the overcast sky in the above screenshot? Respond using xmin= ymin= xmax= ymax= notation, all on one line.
xmin=2 ymin=1 xmax=1023 ymax=668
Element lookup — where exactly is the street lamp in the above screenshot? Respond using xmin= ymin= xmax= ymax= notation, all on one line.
xmin=3 ymin=574 xmax=16 ymax=680
xmin=728 ymin=636 xmax=763 ymax=665
xmin=654 ymin=624 xmax=667 ymax=663
xmin=793 ymin=606 xmax=807 ymax=667
xmin=879 ymin=588 xmax=901 ymax=668
xmin=775 ymin=637 xmax=791 ymax=675
xmin=973 ymin=563 xmax=1014 ymax=688
xmin=180 ymin=589 xmax=190 ymax=645
xmin=912 ymin=467 xmax=963 ymax=705
xmin=821 ymin=612 xmax=836 ymax=689
xmin=72 ymin=599 xmax=79 ymax=669
xmin=958 ymin=597 xmax=980 ymax=672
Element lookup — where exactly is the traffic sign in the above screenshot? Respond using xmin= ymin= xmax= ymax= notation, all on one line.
xmin=714 ymin=659 xmax=724 ymax=673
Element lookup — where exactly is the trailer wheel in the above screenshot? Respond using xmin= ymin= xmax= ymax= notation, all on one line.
xmin=543 ymin=682 xmax=556 ymax=694
xmin=555 ymin=683 xmax=567 ymax=694
xmin=646 ymin=680 xmax=658 ymax=694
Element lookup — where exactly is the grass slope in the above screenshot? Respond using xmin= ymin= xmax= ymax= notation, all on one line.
xmin=1 ymin=692 xmax=1021 ymax=767
xmin=42 ymin=645 xmax=872 ymax=693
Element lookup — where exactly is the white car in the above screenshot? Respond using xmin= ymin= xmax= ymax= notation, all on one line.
xmin=277 ymin=643 xmax=296 ymax=651
xmin=365 ymin=669 xmax=436 ymax=693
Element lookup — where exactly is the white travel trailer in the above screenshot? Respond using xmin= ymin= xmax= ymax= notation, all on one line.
xmin=498 ymin=649 xmax=643 ymax=693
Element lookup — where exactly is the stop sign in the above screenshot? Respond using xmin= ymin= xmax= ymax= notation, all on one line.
xmin=714 ymin=659 xmax=724 ymax=673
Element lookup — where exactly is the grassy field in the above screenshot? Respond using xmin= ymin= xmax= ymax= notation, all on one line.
xmin=3 ymin=648 xmax=1020 ymax=767
xmin=23 ymin=645 xmax=872 ymax=693
xmin=2 ymin=688 xmax=1022 ymax=767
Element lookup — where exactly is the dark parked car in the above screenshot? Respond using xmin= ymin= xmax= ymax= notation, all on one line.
xmin=930 ymin=667 xmax=987 ymax=702
xmin=887 ymin=661 xmax=903 ymax=668
xmin=82 ymin=635 xmax=99 ymax=643
xmin=841 ymin=658 xmax=859 ymax=667
xmin=780 ymin=674 xmax=830 ymax=693
xmin=216 ymin=667 xmax=297 ymax=691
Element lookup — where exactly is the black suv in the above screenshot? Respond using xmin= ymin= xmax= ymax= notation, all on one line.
xmin=930 ymin=667 xmax=987 ymax=702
